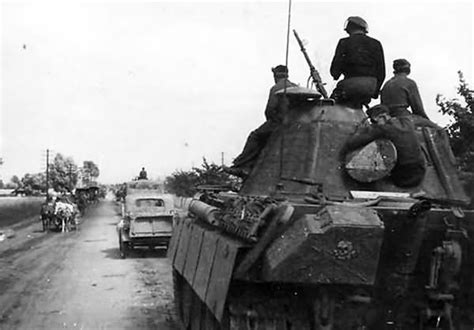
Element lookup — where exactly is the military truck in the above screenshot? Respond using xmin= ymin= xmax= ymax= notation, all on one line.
xmin=117 ymin=191 xmax=174 ymax=258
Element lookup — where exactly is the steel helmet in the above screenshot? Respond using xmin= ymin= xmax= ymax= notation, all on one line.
xmin=344 ymin=16 xmax=369 ymax=33
xmin=272 ymin=65 xmax=289 ymax=78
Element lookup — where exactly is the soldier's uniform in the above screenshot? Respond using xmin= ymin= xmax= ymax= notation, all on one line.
xmin=138 ymin=168 xmax=147 ymax=180
xmin=381 ymin=73 xmax=427 ymax=118
xmin=344 ymin=105 xmax=426 ymax=187
xmin=229 ymin=66 xmax=296 ymax=175
xmin=330 ymin=17 xmax=385 ymax=109
xmin=381 ymin=59 xmax=428 ymax=118
xmin=381 ymin=59 xmax=441 ymax=129
xmin=263 ymin=79 xmax=297 ymax=123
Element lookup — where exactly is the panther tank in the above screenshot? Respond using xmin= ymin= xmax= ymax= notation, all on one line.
xmin=168 ymin=87 xmax=474 ymax=329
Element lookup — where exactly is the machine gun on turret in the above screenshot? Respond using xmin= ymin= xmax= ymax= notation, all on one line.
xmin=293 ymin=29 xmax=328 ymax=99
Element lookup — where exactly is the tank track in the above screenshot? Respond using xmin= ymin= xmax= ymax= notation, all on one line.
xmin=173 ymin=269 xmax=397 ymax=329
xmin=173 ymin=270 xmax=312 ymax=329
xmin=225 ymin=284 xmax=312 ymax=329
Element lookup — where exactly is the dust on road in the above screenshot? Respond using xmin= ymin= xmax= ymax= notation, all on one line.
xmin=0 ymin=200 xmax=178 ymax=329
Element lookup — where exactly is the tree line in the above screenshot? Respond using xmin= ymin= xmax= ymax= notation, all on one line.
xmin=165 ymin=158 xmax=239 ymax=197
xmin=1 ymin=153 xmax=100 ymax=195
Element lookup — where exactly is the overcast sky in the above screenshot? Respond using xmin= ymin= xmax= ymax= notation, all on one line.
xmin=1 ymin=1 xmax=472 ymax=183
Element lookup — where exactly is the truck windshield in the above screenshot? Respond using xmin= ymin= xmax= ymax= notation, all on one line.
xmin=135 ymin=198 xmax=164 ymax=207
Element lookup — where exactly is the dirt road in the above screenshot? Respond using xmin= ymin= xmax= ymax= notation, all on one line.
xmin=0 ymin=200 xmax=178 ymax=329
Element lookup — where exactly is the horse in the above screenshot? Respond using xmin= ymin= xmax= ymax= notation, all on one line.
xmin=40 ymin=201 xmax=55 ymax=232
xmin=54 ymin=201 xmax=76 ymax=233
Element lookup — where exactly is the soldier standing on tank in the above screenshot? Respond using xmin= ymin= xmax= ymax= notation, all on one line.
xmin=330 ymin=16 xmax=386 ymax=109
xmin=224 ymin=65 xmax=297 ymax=178
xmin=343 ymin=104 xmax=426 ymax=187
xmin=381 ymin=59 xmax=440 ymax=128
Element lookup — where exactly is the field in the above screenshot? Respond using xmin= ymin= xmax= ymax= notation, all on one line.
xmin=0 ymin=197 xmax=44 ymax=228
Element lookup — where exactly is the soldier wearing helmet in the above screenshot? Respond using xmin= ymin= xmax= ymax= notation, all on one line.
xmin=225 ymin=65 xmax=297 ymax=178
xmin=330 ymin=16 xmax=386 ymax=109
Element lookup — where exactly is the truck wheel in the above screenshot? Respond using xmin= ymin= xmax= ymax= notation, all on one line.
xmin=119 ymin=235 xmax=128 ymax=259
xmin=42 ymin=218 xmax=48 ymax=232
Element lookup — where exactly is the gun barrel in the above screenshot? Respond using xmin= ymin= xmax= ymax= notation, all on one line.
xmin=293 ymin=30 xmax=314 ymax=68
xmin=293 ymin=29 xmax=328 ymax=98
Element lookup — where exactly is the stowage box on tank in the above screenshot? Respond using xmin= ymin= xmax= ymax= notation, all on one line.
xmin=263 ymin=205 xmax=384 ymax=286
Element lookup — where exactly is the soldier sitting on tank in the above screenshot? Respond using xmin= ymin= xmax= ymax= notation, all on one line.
xmin=343 ymin=104 xmax=426 ymax=187
xmin=381 ymin=59 xmax=441 ymax=129
xmin=224 ymin=65 xmax=297 ymax=178
xmin=138 ymin=167 xmax=148 ymax=180
xmin=330 ymin=16 xmax=386 ymax=109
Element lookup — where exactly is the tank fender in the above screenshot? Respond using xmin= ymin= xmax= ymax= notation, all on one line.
xmin=168 ymin=216 xmax=244 ymax=321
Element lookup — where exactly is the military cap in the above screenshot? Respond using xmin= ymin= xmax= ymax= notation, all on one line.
xmin=272 ymin=65 xmax=289 ymax=75
xmin=366 ymin=104 xmax=390 ymax=119
xmin=393 ymin=59 xmax=411 ymax=70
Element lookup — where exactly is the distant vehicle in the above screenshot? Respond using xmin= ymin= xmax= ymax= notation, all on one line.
xmin=116 ymin=192 xmax=174 ymax=258
xmin=11 ymin=188 xmax=27 ymax=196
xmin=116 ymin=180 xmax=165 ymax=204
xmin=125 ymin=179 xmax=164 ymax=192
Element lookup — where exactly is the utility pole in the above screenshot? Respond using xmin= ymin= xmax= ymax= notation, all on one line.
xmin=0 ymin=157 xmax=3 ymax=184
xmin=221 ymin=152 xmax=224 ymax=166
xmin=46 ymin=149 xmax=49 ymax=198
xmin=68 ymin=164 xmax=73 ymax=192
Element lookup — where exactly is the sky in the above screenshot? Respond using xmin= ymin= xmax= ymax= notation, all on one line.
xmin=1 ymin=1 xmax=473 ymax=184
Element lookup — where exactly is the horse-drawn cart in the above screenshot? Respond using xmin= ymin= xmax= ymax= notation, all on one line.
xmin=40 ymin=196 xmax=80 ymax=232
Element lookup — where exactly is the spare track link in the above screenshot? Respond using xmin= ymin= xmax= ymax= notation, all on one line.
xmin=217 ymin=196 xmax=275 ymax=242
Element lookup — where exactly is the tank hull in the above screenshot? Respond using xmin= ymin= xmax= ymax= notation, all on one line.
xmin=169 ymin=204 xmax=474 ymax=329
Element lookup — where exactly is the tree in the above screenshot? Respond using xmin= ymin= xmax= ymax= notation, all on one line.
xmin=193 ymin=158 xmax=233 ymax=187
xmin=436 ymin=71 xmax=474 ymax=173
xmin=437 ymin=71 xmax=474 ymax=205
xmin=49 ymin=153 xmax=78 ymax=192
xmin=10 ymin=175 xmax=21 ymax=188
xmin=165 ymin=169 xmax=199 ymax=197
xmin=82 ymin=160 xmax=100 ymax=184
xmin=21 ymin=173 xmax=46 ymax=194
xmin=165 ymin=158 xmax=238 ymax=197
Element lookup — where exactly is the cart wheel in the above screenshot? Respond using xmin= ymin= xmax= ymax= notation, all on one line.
xmin=119 ymin=234 xmax=128 ymax=259
xmin=44 ymin=217 xmax=51 ymax=232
